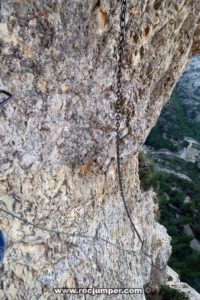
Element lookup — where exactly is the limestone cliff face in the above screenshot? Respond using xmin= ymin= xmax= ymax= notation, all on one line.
xmin=0 ymin=1 xmax=200 ymax=299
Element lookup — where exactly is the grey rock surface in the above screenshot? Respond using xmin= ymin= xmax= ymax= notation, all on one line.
xmin=167 ymin=267 xmax=200 ymax=300
xmin=0 ymin=0 xmax=200 ymax=299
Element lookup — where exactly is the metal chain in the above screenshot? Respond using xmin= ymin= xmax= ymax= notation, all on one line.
xmin=115 ymin=0 xmax=166 ymax=272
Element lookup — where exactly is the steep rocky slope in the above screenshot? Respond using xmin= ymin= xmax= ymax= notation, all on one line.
xmin=0 ymin=1 xmax=200 ymax=299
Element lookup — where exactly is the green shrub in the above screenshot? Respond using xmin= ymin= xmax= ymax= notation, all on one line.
xmin=138 ymin=151 xmax=159 ymax=191
xmin=138 ymin=150 xmax=200 ymax=292
xmin=145 ymin=285 xmax=189 ymax=300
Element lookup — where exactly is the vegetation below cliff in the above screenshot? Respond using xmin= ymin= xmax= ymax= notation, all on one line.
xmin=139 ymin=151 xmax=200 ymax=292
xmin=140 ymin=54 xmax=200 ymax=294
xmin=146 ymin=285 xmax=189 ymax=300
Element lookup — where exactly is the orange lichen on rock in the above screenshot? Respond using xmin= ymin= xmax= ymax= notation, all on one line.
xmin=77 ymin=160 xmax=97 ymax=176
xmin=97 ymin=6 xmax=109 ymax=29
xmin=20 ymin=43 xmax=33 ymax=59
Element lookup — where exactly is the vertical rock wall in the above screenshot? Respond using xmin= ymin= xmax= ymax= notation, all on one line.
xmin=0 ymin=1 xmax=200 ymax=299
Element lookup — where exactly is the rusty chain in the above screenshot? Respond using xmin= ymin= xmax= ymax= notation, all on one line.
xmin=115 ymin=0 xmax=166 ymax=272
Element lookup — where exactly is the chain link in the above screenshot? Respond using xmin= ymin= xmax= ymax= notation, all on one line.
xmin=115 ymin=0 xmax=166 ymax=272
xmin=116 ymin=0 xmax=143 ymax=243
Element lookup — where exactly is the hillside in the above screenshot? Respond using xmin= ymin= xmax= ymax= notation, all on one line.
xmin=145 ymin=55 xmax=200 ymax=292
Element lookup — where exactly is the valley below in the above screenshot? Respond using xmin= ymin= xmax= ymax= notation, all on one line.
xmin=143 ymin=55 xmax=200 ymax=293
